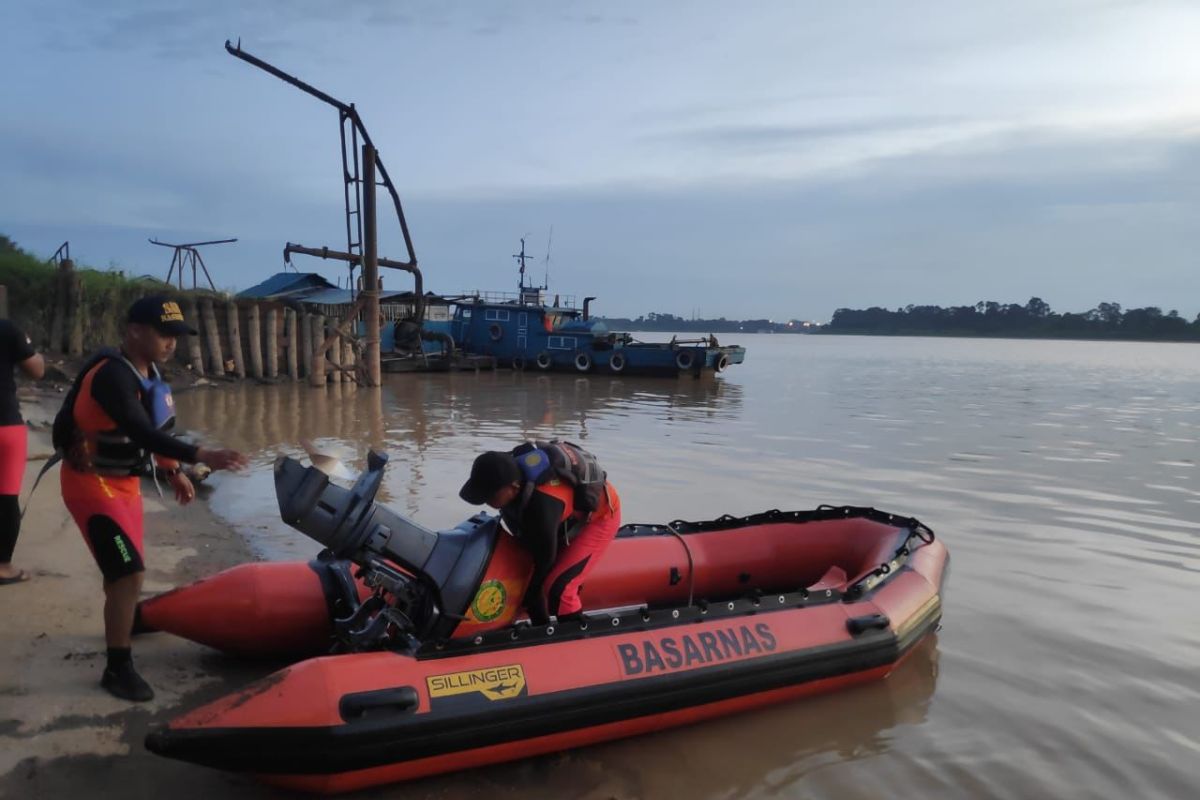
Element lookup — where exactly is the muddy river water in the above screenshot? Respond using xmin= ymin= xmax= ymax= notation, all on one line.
xmin=175 ymin=334 xmax=1199 ymax=799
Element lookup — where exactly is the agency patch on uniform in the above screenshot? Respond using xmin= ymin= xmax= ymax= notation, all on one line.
xmin=426 ymin=664 xmax=527 ymax=707
xmin=469 ymin=579 xmax=508 ymax=622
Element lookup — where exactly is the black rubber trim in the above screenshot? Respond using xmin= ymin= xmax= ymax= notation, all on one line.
xmin=618 ymin=505 xmax=933 ymax=540
xmin=144 ymin=601 xmax=941 ymax=775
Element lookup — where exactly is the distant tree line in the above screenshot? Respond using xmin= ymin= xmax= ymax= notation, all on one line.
xmin=826 ymin=298 xmax=1200 ymax=341
xmin=596 ymin=312 xmax=816 ymax=334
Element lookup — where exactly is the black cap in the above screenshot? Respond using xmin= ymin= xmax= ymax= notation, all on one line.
xmin=459 ymin=451 xmax=521 ymax=505
xmin=127 ymin=295 xmax=198 ymax=336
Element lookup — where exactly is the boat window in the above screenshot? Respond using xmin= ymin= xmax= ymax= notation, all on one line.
xmin=548 ymin=336 xmax=578 ymax=350
xmin=484 ymin=309 xmax=511 ymax=322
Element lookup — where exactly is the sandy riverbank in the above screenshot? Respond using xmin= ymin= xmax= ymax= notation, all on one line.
xmin=0 ymin=386 xmax=287 ymax=799
xmin=0 ymin=386 xmax=638 ymax=800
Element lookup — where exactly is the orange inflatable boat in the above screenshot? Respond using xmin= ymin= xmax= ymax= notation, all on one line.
xmin=144 ymin=453 xmax=948 ymax=793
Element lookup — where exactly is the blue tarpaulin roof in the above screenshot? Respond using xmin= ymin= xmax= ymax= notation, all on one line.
xmin=301 ymin=289 xmax=453 ymax=306
xmin=302 ymin=288 xmax=408 ymax=306
xmin=236 ymin=272 xmax=334 ymax=300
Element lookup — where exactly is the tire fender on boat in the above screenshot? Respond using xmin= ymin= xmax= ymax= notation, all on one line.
xmin=489 ymin=323 xmax=504 ymax=341
xmin=609 ymin=353 xmax=626 ymax=373
xmin=512 ymin=356 xmax=526 ymax=371
xmin=675 ymin=350 xmax=695 ymax=371
xmin=535 ymin=351 xmax=553 ymax=370
xmin=715 ymin=354 xmax=730 ymax=372
xmin=574 ymin=352 xmax=593 ymax=372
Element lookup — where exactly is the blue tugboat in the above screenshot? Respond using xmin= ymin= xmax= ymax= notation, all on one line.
xmin=442 ymin=241 xmax=745 ymax=377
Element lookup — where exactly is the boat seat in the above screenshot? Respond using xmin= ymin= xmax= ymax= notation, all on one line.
xmin=807 ymin=565 xmax=847 ymax=592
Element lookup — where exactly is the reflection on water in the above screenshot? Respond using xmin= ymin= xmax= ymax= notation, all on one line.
xmin=176 ymin=336 xmax=1200 ymax=799
xmin=396 ymin=636 xmax=941 ymax=800
xmin=178 ymin=372 xmax=742 ymax=557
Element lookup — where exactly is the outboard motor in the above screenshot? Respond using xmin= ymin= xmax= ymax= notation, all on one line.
xmin=274 ymin=451 xmax=500 ymax=648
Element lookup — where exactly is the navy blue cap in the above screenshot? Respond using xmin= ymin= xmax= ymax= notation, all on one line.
xmin=459 ymin=451 xmax=521 ymax=504
xmin=127 ymin=295 xmax=198 ymax=336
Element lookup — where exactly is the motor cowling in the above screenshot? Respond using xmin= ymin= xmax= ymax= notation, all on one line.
xmin=273 ymin=452 xmax=499 ymax=643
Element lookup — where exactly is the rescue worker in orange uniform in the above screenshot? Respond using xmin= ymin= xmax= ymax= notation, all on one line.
xmin=460 ymin=441 xmax=620 ymax=625
xmin=56 ymin=296 xmax=247 ymax=701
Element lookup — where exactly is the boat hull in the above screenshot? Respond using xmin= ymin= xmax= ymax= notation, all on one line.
xmin=145 ymin=513 xmax=947 ymax=793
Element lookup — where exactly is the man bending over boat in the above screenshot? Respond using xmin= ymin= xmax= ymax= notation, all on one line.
xmin=55 ymin=297 xmax=247 ymax=701
xmin=460 ymin=441 xmax=620 ymax=625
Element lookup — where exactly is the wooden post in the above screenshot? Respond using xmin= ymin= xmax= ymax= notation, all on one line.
xmin=310 ymin=313 xmax=326 ymax=387
xmin=200 ymin=298 xmax=225 ymax=375
xmin=299 ymin=312 xmax=313 ymax=378
xmin=328 ymin=318 xmax=342 ymax=383
xmin=343 ymin=335 xmax=356 ymax=383
xmin=183 ymin=296 xmax=205 ymax=376
xmin=226 ymin=300 xmax=246 ymax=378
xmin=64 ymin=268 xmax=84 ymax=356
xmin=366 ymin=381 xmax=385 ymax=449
xmin=247 ymin=303 xmax=264 ymax=379
xmin=266 ymin=307 xmax=279 ymax=378
xmin=362 ymin=144 xmax=382 ymax=387
xmin=49 ymin=260 xmax=71 ymax=353
xmin=285 ymin=308 xmax=299 ymax=380
xmin=0 ymin=285 xmax=7 ymax=318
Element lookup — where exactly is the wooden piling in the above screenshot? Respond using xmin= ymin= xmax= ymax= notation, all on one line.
xmin=285 ymin=308 xmax=299 ymax=380
xmin=361 ymin=143 xmax=382 ymax=387
xmin=49 ymin=260 xmax=71 ymax=353
xmin=266 ymin=307 xmax=279 ymax=378
xmin=310 ymin=313 xmax=326 ymax=387
xmin=343 ymin=335 xmax=356 ymax=383
xmin=299 ymin=312 xmax=313 ymax=379
xmin=64 ymin=269 xmax=84 ymax=356
xmin=200 ymin=298 xmax=225 ymax=376
xmin=328 ymin=322 xmax=342 ymax=383
xmin=247 ymin=303 xmax=264 ymax=379
xmin=184 ymin=296 xmax=205 ymax=376
xmin=226 ymin=301 xmax=246 ymax=378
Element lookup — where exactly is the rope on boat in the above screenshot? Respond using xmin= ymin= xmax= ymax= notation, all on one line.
xmin=664 ymin=522 xmax=695 ymax=608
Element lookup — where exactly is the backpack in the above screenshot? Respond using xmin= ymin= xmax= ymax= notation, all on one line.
xmin=512 ymin=439 xmax=607 ymax=518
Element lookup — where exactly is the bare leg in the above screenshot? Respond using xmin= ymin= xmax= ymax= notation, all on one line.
xmin=100 ymin=572 xmax=153 ymax=701
xmin=103 ymin=572 xmax=143 ymax=648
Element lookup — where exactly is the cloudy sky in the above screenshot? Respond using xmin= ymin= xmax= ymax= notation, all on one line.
xmin=2 ymin=0 xmax=1199 ymax=320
